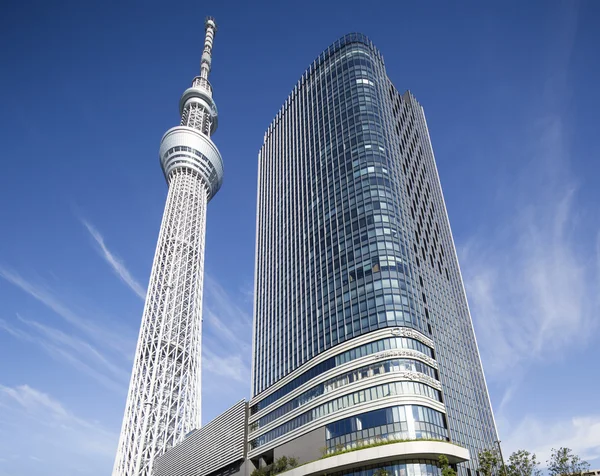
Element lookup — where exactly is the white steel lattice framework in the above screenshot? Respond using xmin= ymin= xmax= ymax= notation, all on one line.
xmin=112 ymin=17 xmax=224 ymax=476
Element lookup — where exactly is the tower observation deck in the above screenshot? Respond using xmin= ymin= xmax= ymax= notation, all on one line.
xmin=112 ymin=17 xmax=224 ymax=476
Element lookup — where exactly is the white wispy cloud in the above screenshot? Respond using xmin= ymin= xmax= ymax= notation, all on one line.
xmin=204 ymin=307 xmax=251 ymax=352
xmin=456 ymin=8 xmax=600 ymax=462
xmin=203 ymin=273 xmax=253 ymax=352
xmin=0 ymin=268 xmax=104 ymax=337
xmin=2 ymin=384 xmax=70 ymax=420
xmin=203 ymin=347 xmax=249 ymax=384
xmin=81 ymin=219 xmax=147 ymax=300
xmin=0 ymin=316 xmax=127 ymax=393
xmin=0 ymin=268 xmax=133 ymax=357
xmin=205 ymin=274 xmax=253 ymax=324
xmin=0 ymin=384 xmax=117 ymax=474
xmin=19 ymin=315 xmax=127 ymax=380
xmin=201 ymin=273 xmax=253 ymax=404
xmin=461 ymin=155 xmax=599 ymax=377
xmin=500 ymin=413 xmax=600 ymax=466
xmin=460 ymin=3 xmax=598 ymax=380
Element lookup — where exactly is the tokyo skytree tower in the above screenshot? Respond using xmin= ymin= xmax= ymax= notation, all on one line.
xmin=112 ymin=17 xmax=223 ymax=476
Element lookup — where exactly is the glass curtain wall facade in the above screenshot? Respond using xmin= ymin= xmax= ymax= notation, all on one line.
xmin=251 ymin=33 xmax=497 ymax=475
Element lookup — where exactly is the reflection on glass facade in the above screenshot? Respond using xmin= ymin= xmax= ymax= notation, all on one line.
xmin=255 ymin=34 xmax=425 ymax=393
xmin=326 ymin=405 xmax=448 ymax=451
xmin=250 ymin=380 xmax=442 ymax=449
xmin=252 ymin=32 xmax=497 ymax=474
xmin=254 ymin=358 xmax=438 ymax=430
xmin=250 ymin=335 xmax=434 ymax=415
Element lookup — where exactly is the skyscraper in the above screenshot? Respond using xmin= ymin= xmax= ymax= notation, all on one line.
xmin=249 ymin=33 xmax=497 ymax=476
xmin=112 ymin=18 xmax=224 ymax=476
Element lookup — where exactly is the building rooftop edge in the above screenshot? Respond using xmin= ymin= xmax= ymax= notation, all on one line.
xmin=260 ymin=32 xmax=383 ymax=141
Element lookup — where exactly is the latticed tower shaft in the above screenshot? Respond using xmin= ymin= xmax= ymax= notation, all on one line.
xmin=112 ymin=17 xmax=224 ymax=476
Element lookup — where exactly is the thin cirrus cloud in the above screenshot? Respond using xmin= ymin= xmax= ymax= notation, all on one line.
xmin=460 ymin=4 xmax=599 ymax=381
xmin=203 ymin=273 xmax=253 ymax=351
xmin=203 ymin=347 xmax=249 ymax=384
xmin=500 ymin=413 xmax=600 ymax=467
xmin=0 ymin=232 xmax=135 ymax=392
xmin=78 ymin=217 xmax=254 ymax=386
xmin=461 ymin=115 xmax=599 ymax=378
xmin=457 ymin=6 xmax=599 ymax=462
xmin=202 ymin=273 xmax=253 ymax=393
xmin=80 ymin=219 xmax=147 ymax=300
xmin=0 ymin=316 xmax=126 ymax=393
xmin=77 ymin=217 xmax=253 ymax=399
xmin=461 ymin=174 xmax=599 ymax=377
xmin=0 ymin=384 xmax=117 ymax=474
xmin=0 ymin=266 xmax=133 ymax=358
xmin=18 ymin=314 xmax=127 ymax=380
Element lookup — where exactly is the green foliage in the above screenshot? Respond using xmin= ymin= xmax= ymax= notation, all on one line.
xmin=478 ymin=448 xmax=503 ymax=476
xmin=274 ymin=456 xmax=289 ymax=474
xmin=321 ymin=437 xmax=459 ymax=460
xmin=505 ymin=450 xmax=541 ymax=476
xmin=547 ymin=447 xmax=590 ymax=476
xmin=373 ymin=469 xmax=390 ymax=476
xmin=439 ymin=455 xmax=457 ymax=476
xmin=250 ymin=456 xmax=302 ymax=476
xmin=251 ymin=467 xmax=268 ymax=476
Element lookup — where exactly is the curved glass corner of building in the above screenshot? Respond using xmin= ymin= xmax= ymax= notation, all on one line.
xmin=251 ymin=31 xmax=497 ymax=476
xmin=254 ymin=33 xmax=429 ymax=396
xmin=247 ymin=326 xmax=448 ymax=458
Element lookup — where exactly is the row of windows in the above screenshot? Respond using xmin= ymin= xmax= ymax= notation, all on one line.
xmin=326 ymin=404 xmax=447 ymax=440
xmin=251 ymin=335 xmax=433 ymax=414
xmin=394 ymin=91 xmax=500 ymax=465
xmin=324 ymin=196 xmax=398 ymax=225
xmin=319 ymin=92 xmax=382 ymax=129
xmin=325 ymin=277 xmax=414 ymax=318
xmin=253 ymin=39 xmax=427 ymax=392
xmin=308 ymin=160 xmax=397 ymax=220
xmin=317 ymin=142 xmax=390 ymax=178
xmin=257 ymin=35 xmax=498 ymax=471
xmin=251 ymin=357 xmax=335 ymax=415
xmin=162 ymin=145 xmax=218 ymax=191
xmin=306 ymin=111 xmax=385 ymax=147
xmin=327 ymin=421 xmax=447 ymax=453
xmin=316 ymin=75 xmax=378 ymax=106
xmin=335 ymin=336 xmax=433 ymax=365
xmin=326 ymin=405 xmax=448 ymax=452
xmin=326 ymin=293 xmax=420 ymax=329
xmin=253 ymin=358 xmax=438 ymax=429
xmin=260 ymin=149 xmax=404 ymax=274
xmin=249 ymin=380 xmax=442 ymax=449
xmin=310 ymin=34 xmax=380 ymax=72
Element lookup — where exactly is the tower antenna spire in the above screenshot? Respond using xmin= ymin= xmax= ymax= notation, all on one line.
xmin=201 ymin=17 xmax=217 ymax=80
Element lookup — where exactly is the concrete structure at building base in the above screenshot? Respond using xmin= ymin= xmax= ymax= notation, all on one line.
xmin=583 ymin=470 xmax=600 ymax=476
xmin=152 ymin=400 xmax=469 ymax=476
xmin=154 ymin=401 xmax=248 ymax=476
xmin=154 ymin=398 xmax=469 ymax=476
xmin=155 ymin=31 xmax=498 ymax=476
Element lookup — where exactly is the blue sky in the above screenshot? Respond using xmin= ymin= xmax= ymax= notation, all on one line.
xmin=0 ymin=0 xmax=599 ymax=474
